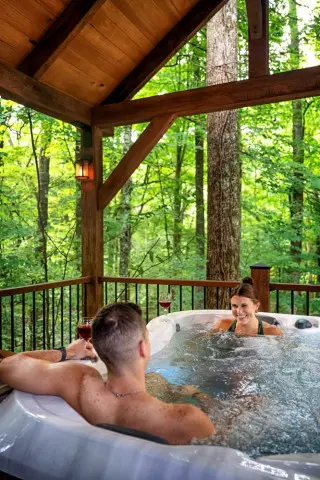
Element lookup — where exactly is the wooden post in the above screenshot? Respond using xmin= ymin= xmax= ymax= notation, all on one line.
xmin=250 ymin=263 xmax=270 ymax=312
xmin=246 ymin=0 xmax=269 ymax=77
xmin=81 ymin=126 xmax=103 ymax=317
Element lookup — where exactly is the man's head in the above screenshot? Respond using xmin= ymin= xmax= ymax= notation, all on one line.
xmin=92 ymin=302 xmax=149 ymax=373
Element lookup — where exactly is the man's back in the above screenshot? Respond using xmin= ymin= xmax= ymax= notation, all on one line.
xmin=77 ymin=370 xmax=213 ymax=445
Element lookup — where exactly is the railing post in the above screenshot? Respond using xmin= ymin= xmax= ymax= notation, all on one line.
xmin=250 ymin=263 xmax=270 ymax=312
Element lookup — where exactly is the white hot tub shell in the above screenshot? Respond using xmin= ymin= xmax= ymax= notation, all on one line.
xmin=1 ymin=310 xmax=320 ymax=480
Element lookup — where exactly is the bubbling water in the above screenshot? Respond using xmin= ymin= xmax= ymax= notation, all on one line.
xmin=147 ymin=324 xmax=320 ymax=458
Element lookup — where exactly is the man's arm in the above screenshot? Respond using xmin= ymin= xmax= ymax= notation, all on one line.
xmin=0 ymin=340 xmax=101 ymax=411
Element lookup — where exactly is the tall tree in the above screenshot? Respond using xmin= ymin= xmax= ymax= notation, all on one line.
xmin=288 ymin=0 xmax=305 ymax=282
xmin=206 ymin=0 xmax=240 ymax=307
xmin=119 ymin=125 xmax=133 ymax=277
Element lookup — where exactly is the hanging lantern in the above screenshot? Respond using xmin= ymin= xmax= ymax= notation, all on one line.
xmin=75 ymin=156 xmax=91 ymax=181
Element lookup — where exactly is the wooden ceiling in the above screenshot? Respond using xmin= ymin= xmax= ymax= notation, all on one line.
xmin=0 ymin=0 xmax=224 ymax=108
xmin=1 ymin=0 xmax=319 ymax=128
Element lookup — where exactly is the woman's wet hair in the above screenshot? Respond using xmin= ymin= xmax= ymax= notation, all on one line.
xmin=230 ymin=277 xmax=259 ymax=304
xmin=92 ymin=302 xmax=146 ymax=373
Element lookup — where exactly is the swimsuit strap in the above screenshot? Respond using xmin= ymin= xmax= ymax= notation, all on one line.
xmin=257 ymin=319 xmax=264 ymax=335
xmin=228 ymin=319 xmax=264 ymax=335
xmin=228 ymin=320 xmax=237 ymax=332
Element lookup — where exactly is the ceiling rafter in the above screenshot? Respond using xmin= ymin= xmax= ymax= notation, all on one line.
xmin=101 ymin=0 xmax=229 ymax=104
xmin=18 ymin=0 xmax=107 ymax=79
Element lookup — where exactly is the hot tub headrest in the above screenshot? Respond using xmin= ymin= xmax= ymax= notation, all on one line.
xmin=256 ymin=314 xmax=278 ymax=326
xmin=96 ymin=423 xmax=168 ymax=444
xmin=294 ymin=318 xmax=313 ymax=329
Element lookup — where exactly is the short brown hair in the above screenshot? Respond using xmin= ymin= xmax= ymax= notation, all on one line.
xmin=230 ymin=277 xmax=259 ymax=304
xmin=92 ymin=302 xmax=146 ymax=372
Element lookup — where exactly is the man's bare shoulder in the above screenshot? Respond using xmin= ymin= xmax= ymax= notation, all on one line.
xmin=208 ymin=318 xmax=234 ymax=334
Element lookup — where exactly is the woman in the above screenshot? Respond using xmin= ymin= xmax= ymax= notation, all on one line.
xmin=209 ymin=277 xmax=283 ymax=336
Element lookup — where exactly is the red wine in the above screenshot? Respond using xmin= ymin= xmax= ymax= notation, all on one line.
xmin=159 ymin=301 xmax=172 ymax=310
xmin=77 ymin=324 xmax=92 ymax=341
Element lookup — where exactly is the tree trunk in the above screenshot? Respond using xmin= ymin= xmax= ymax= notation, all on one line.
xmin=288 ymin=0 xmax=304 ymax=283
xmin=27 ymin=110 xmax=51 ymax=347
xmin=206 ymin=0 xmax=240 ymax=308
xmin=195 ymin=120 xmax=205 ymax=262
xmin=173 ymin=141 xmax=184 ymax=255
xmin=119 ymin=125 xmax=133 ymax=278
xmin=75 ymin=132 xmax=82 ymax=275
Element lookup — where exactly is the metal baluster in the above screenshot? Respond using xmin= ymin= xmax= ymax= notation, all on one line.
xmin=276 ymin=290 xmax=280 ymax=313
xmin=115 ymin=282 xmax=118 ymax=302
xmin=146 ymin=284 xmax=149 ymax=322
xmin=179 ymin=285 xmax=182 ymax=311
xmin=11 ymin=296 xmax=14 ymax=351
xmin=204 ymin=287 xmax=207 ymax=309
xmin=291 ymin=290 xmax=294 ymax=314
xmin=191 ymin=286 xmax=194 ymax=310
xmin=42 ymin=291 xmax=45 ymax=350
xmin=69 ymin=285 xmax=72 ymax=343
xmin=306 ymin=291 xmax=310 ymax=316
xmin=22 ymin=293 xmax=26 ymax=351
xmin=105 ymin=282 xmax=108 ymax=305
xmin=77 ymin=285 xmax=80 ymax=325
xmin=84 ymin=284 xmax=87 ymax=317
xmin=156 ymin=284 xmax=159 ymax=316
xmin=52 ymin=289 xmax=55 ymax=348
xmin=60 ymin=287 xmax=64 ymax=347
xmin=216 ymin=288 xmax=219 ymax=309
xmin=135 ymin=283 xmax=139 ymax=306
xmin=0 ymin=297 xmax=2 ymax=349
xmin=125 ymin=283 xmax=128 ymax=302
xmin=32 ymin=292 xmax=36 ymax=350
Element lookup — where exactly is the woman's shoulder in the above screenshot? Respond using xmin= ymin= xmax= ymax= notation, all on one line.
xmin=208 ymin=318 xmax=234 ymax=334
xmin=262 ymin=321 xmax=283 ymax=336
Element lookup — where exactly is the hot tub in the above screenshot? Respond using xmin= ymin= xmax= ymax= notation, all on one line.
xmin=1 ymin=310 xmax=320 ymax=479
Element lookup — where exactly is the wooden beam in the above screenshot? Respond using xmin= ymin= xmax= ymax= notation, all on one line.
xmin=0 ymin=60 xmax=91 ymax=125
xmin=98 ymin=114 xmax=176 ymax=209
xmin=93 ymin=66 xmax=320 ymax=127
xmin=18 ymin=0 xmax=106 ymax=79
xmin=246 ymin=0 xmax=269 ymax=77
xmin=81 ymin=126 xmax=104 ymax=317
xmin=101 ymin=0 xmax=228 ymax=104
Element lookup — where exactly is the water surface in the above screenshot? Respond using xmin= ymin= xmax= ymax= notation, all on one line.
xmin=147 ymin=324 xmax=320 ymax=458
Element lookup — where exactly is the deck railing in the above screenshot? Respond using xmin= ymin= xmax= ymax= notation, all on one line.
xmin=0 ymin=277 xmax=91 ymax=352
xmin=1 ymin=273 xmax=320 ymax=351
xmin=270 ymin=282 xmax=320 ymax=316
xmin=100 ymin=276 xmax=239 ymax=323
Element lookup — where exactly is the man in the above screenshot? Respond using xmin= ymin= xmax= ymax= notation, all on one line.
xmin=0 ymin=302 xmax=214 ymax=445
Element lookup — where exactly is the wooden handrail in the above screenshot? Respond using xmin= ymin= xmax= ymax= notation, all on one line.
xmin=0 ymin=277 xmax=93 ymax=297
xmin=99 ymin=276 xmax=239 ymax=288
xmin=270 ymin=283 xmax=320 ymax=293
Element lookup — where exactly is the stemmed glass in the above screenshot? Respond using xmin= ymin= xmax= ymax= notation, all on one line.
xmin=159 ymin=292 xmax=173 ymax=317
xmin=77 ymin=318 xmax=92 ymax=342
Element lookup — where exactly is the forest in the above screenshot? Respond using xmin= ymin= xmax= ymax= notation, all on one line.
xmin=1 ymin=0 xmax=320 ymax=316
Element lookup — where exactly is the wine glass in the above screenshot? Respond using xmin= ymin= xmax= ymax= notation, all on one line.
xmin=77 ymin=318 xmax=92 ymax=342
xmin=159 ymin=292 xmax=172 ymax=316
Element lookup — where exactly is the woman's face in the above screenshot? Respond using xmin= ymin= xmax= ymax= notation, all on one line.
xmin=231 ymin=295 xmax=259 ymax=325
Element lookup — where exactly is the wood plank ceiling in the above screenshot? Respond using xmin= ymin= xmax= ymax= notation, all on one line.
xmin=0 ymin=0 xmax=202 ymax=106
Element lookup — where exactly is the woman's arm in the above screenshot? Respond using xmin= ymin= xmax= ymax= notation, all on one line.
xmin=207 ymin=318 xmax=234 ymax=334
